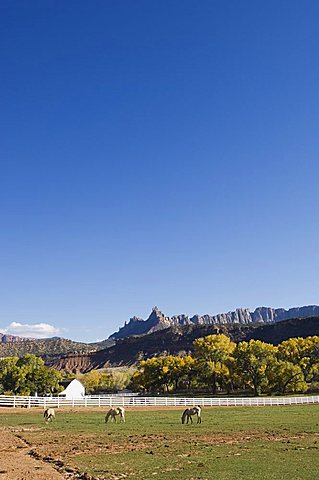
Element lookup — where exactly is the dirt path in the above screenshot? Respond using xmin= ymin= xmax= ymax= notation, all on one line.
xmin=0 ymin=429 xmax=67 ymax=480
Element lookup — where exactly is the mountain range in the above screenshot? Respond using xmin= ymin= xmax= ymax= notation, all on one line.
xmin=110 ymin=305 xmax=319 ymax=339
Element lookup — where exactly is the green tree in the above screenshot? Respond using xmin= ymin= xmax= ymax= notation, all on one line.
xmin=277 ymin=337 xmax=319 ymax=381
xmin=0 ymin=354 xmax=62 ymax=395
xmin=266 ymin=360 xmax=307 ymax=394
xmin=193 ymin=334 xmax=235 ymax=393
xmin=233 ymin=340 xmax=277 ymax=395
xmin=0 ymin=357 xmax=21 ymax=394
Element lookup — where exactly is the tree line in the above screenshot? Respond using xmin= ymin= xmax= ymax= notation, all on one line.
xmin=0 ymin=354 xmax=62 ymax=395
xmin=131 ymin=334 xmax=319 ymax=396
xmin=0 ymin=354 xmax=133 ymax=396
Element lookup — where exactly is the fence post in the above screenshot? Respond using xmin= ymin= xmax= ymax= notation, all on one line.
xmin=13 ymin=396 xmax=16 ymax=408
xmin=98 ymin=396 xmax=101 ymax=408
xmin=28 ymin=397 xmax=31 ymax=409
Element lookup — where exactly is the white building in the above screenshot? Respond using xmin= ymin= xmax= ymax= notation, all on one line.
xmin=58 ymin=379 xmax=85 ymax=400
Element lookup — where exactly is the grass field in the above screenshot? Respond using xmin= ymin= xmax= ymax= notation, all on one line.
xmin=0 ymin=405 xmax=318 ymax=480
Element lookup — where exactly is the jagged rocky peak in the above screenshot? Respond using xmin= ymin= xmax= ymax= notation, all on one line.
xmin=109 ymin=305 xmax=319 ymax=340
xmin=110 ymin=306 xmax=171 ymax=339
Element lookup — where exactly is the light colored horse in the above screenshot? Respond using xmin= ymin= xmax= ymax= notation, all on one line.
xmin=105 ymin=406 xmax=125 ymax=423
xmin=181 ymin=405 xmax=202 ymax=424
xmin=44 ymin=408 xmax=55 ymax=422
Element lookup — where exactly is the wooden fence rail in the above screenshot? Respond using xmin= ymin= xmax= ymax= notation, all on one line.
xmin=0 ymin=395 xmax=318 ymax=408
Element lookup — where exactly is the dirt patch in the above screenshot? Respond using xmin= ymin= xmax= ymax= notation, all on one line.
xmin=0 ymin=428 xmax=67 ymax=480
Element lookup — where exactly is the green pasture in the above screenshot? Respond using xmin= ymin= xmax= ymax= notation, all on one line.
xmin=1 ymin=405 xmax=318 ymax=480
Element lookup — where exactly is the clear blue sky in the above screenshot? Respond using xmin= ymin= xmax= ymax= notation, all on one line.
xmin=1 ymin=1 xmax=319 ymax=341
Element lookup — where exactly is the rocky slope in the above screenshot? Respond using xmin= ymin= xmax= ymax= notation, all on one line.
xmin=51 ymin=315 xmax=319 ymax=373
xmin=0 ymin=336 xmax=114 ymax=362
xmin=110 ymin=305 xmax=319 ymax=339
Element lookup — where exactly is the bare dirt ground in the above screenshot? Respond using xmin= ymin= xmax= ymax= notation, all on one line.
xmin=0 ymin=428 xmax=68 ymax=480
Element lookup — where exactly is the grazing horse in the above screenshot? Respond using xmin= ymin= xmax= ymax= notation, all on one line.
xmin=105 ymin=406 xmax=125 ymax=423
xmin=44 ymin=408 xmax=55 ymax=422
xmin=181 ymin=405 xmax=202 ymax=424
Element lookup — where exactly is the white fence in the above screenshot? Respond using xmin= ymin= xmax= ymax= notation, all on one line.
xmin=0 ymin=395 xmax=318 ymax=408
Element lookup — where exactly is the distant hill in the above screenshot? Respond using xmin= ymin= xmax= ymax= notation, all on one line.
xmin=0 ymin=336 xmax=114 ymax=362
xmin=51 ymin=316 xmax=319 ymax=373
xmin=110 ymin=305 xmax=319 ymax=339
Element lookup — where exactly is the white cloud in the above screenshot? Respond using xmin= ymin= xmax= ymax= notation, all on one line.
xmin=1 ymin=322 xmax=60 ymax=339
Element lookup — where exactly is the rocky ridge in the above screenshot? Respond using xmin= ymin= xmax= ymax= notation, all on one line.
xmin=110 ymin=305 xmax=319 ymax=339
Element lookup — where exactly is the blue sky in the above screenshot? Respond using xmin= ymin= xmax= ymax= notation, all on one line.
xmin=1 ymin=1 xmax=319 ymax=341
